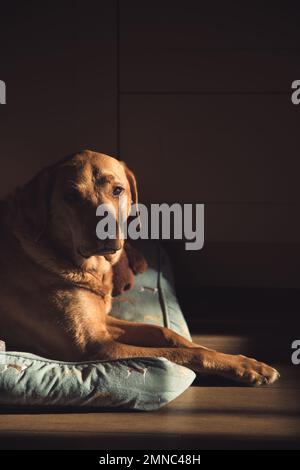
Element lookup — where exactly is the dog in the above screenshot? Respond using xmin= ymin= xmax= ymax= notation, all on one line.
xmin=0 ymin=150 xmax=279 ymax=385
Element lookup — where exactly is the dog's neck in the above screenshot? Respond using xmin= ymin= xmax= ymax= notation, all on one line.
xmin=4 ymin=214 xmax=112 ymax=297
xmin=20 ymin=234 xmax=115 ymax=297
xmin=3 ymin=194 xmax=120 ymax=297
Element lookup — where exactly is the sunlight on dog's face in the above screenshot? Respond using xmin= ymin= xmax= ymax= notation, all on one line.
xmin=51 ymin=151 xmax=132 ymax=265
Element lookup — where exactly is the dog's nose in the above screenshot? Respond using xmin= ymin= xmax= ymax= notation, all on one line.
xmin=78 ymin=240 xmax=122 ymax=258
xmin=104 ymin=240 xmax=122 ymax=253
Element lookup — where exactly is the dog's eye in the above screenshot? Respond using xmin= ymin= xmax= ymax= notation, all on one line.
xmin=112 ymin=186 xmax=124 ymax=197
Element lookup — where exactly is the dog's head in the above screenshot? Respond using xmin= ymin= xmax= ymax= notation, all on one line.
xmin=14 ymin=150 xmax=138 ymax=265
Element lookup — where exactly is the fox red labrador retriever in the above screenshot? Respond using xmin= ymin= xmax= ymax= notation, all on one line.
xmin=0 ymin=150 xmax=279 ymax=385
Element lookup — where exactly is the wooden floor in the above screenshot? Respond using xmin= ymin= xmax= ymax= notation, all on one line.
xmin=0 ymin=333 xmax=299 ymax=449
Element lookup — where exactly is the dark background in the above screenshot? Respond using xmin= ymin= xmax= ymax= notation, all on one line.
xmin=1 ymin=3 xmax=300 ymax=449
xmin=1 ymin=0 xmax=300 ymax=311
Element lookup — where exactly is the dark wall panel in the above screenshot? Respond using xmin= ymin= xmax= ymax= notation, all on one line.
xmin=119 ymin=1 xmax=300 ymax=287
xmin=120 ymin=94 xmax=299 ymax=204
xmin=165 ymin=241 xmax=300 ymax=289
xmin=120 ymin=1 xmax=300 ymax=92
xmin=0 ymin=1 xmax=117 ymax=198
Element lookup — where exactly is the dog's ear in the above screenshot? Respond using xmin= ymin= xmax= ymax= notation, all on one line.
xmin=120 ymin=161 xmax=140 ymax=229
xmin=121 ymin=162 xmax=138 ymax=207
xmin=14 ymin=164 xmax=56 ymax=242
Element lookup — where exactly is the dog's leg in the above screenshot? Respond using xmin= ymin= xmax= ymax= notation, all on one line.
xmin=96 ymin=317 xmax=280 ymax=386
xmin=106 ymin=316 xmax=201 ymax=348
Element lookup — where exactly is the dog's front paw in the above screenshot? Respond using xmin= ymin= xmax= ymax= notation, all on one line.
xmin=230 ymin=355 xmax=280 ymax=386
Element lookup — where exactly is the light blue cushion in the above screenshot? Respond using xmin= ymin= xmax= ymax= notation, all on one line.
xmin=0 ymin=353 xmax=194 ymax=411
xmin=110 ymin=241 xmax=192 ymax=340
xmin=0 ymin=242 xmax=195 ymax=411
